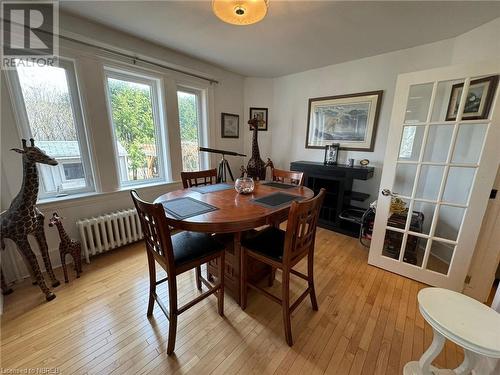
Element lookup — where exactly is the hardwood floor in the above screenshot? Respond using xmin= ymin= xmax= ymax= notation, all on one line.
xmin=1 ymin=228 xmax=464 ymax=374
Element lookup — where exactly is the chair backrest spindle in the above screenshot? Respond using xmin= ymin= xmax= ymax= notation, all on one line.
xmin=272 ymin=168 xmax=304 ymax=186
xmin=181 ymin=169 xmax=218 ymax=188
xmin=130 ymin=190 xmax=175 ymax=273
xmin=283 ymin=189 xmax=325 ymax=265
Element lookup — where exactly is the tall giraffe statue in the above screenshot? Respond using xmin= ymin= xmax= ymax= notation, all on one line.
xmin=49 ymin=212 xmax=82 ymax=283
xmin=246 ymin=118 xmax=266 ymax=180
xmin=0 ymin=139 xmax=60 ymax=301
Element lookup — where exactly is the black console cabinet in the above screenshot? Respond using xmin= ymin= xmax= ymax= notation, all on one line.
xmin=290 ymin=161 xmax=375 ymax=237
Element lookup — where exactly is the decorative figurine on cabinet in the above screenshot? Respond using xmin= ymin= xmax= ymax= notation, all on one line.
xmin=49 ymin=213 xmax=83 ymax=283
xmin=0 ymin=139 xmax=60 ymax=301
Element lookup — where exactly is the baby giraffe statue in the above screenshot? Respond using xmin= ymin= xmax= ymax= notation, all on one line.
xmin=49 ymin=213 xmax=83 ymax=283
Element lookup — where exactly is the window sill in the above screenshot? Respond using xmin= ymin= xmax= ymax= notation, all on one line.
xmin=36 ymin=180 xmax=182 ymax=209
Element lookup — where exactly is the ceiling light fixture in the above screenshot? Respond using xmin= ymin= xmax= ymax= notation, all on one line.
xmin=212 ymin=0 xmax=269 ymax=26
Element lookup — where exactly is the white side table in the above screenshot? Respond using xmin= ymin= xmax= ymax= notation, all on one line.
xmin=404 ymin=288 xmax=500 ymax=375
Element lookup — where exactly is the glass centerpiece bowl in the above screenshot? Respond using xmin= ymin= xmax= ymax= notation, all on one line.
xmin=235 ymin=177 xmax=254 ymax=194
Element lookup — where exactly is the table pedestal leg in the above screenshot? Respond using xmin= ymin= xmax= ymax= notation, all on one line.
xmin=404 ymin=328 xmax=446 ymax=375
xmin=454 ymin=349 xmax=477 ymax=375
xmin=418 ymin=328 xmax=446 ymax=374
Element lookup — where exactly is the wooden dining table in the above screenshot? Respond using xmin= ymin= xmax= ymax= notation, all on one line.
xmin=154 ymin=182 xmax=314 ymax=304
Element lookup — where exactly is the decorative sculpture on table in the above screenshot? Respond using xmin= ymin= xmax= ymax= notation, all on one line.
xmin=49 ymin=213 xmax=82 ymax=283
xmin=0 ymin=139 xmax=60 ymax=301
xmin=245 ymin=118 xmax=270 ymax=180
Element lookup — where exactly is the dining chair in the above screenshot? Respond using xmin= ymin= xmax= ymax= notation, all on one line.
xmin=272 ymin=168 xmax=305 ymax=186
xmin=130 ymin=190 xmax=225 ymax=355
xmin=240 ymin=189 xmax=326 ymax=346
xmin=181 ymin=168 xmax=221 ymax=283
xmin=181 ymin=168 xmax=218 ymax=188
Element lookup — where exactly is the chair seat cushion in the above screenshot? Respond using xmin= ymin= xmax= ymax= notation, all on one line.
xmin=241 ymin=227 xmax=286 ymax=261
xmin=172 ymin=231 xmax=224 ymax=266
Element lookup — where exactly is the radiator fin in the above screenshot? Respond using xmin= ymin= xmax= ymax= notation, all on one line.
xmin=77 ymin=208 xmax=143 ymax=263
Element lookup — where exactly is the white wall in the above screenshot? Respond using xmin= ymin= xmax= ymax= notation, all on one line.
xmin=451 ymin=18 xmax=500 ymax=64
xmin=243 ymin=18 xmax=500 ymax=207
xmin=0 ymin=12 xmax=245 ymax=282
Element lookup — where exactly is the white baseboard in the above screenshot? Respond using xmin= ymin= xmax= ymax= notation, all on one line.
xmin=3 ymin=246 xmax=80 ymax=284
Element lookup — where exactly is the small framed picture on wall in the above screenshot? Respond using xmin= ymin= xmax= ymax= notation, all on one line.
xmin=221 ymin=113 xmax=239 ymax=138
xmin=249 ymin=107 xmax=268 ymax=131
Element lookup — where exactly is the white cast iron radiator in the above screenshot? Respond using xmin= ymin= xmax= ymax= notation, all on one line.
xmin=76 ymin=209 xmax=143 ymax=263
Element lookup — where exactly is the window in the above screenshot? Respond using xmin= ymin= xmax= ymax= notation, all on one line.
xmin=63 ymin=163 xmax=84 ymax=180
xmin=105 ymin=70 xmax=166 ymax=185
xmin=177 ymin=88 xmax=207 ymax=172
xmin=10 ymin=60 xmax=94 ymax=197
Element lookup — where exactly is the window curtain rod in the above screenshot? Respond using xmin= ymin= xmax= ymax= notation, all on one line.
xmin=5 ymin=19 xmax=220 ymax=85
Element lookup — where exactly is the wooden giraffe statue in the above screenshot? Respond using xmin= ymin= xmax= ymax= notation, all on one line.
xmin=0 ymin=139 xmax=60 ymax=301
xmin=246 ymin=118 xmax=266 ymax=180
xmin=49 ymin=213 xmax=82 ymax=283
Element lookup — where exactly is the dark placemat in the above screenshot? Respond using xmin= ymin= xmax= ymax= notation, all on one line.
xmin=191 ymin=183 xmax=233 ymax=194
xmin=161 ymin=197 xmax=218 ymax=220
xmin=251 ymin=192 xmax=305 ymax=209
xmin=261 ymin=181 xmax=298 ymax=189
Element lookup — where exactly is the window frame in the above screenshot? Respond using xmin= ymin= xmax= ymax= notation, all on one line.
xmin=6 ymin=58 xmax=95 ymax=198
xmin=103 ymin=67 xmax=169 ymax=187
xmin=177 ymin=85 xmax=209 ymax=171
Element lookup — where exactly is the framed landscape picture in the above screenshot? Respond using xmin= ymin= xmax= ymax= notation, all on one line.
xmin=446 ymin=75 xmax=498 ymax=121
xmin=221 ymin=113 xmax=239 ymax=138
xmin=249 ymin=107 xmax=268 ymax=131
xmin=306 ymin=90 xmax=383 ymax=151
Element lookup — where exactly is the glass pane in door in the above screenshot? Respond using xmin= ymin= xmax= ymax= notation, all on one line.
xmin=423 ymin=125 xmax=453 ymax=162
xmin=410 ymin=201 xmax=435 ymax=235
xmin=398 ymin=126 xmax=425 ymax=161
xmin=403 ymin=235 xmax=427 ymax=267
xmin=382 ymin=229 xmax=404 ymax=260
xmin=442 ymin=167 xmax=475 ymax=204
xmin=415 ymin=165 xmax=444 ymax=201
xmin=405 ymin=83 xmax=434 ymax=123
xmin=426 ymin=240 xmax=454 ymax=275
xmin=431 ymin=79 xmax=464 ymax=122
xmin=434 ymin=205 xmax=465 ymax=241
xmin=452 ymin=124 xmax=487 ymax=164
xmin=393 ymin=163 xmax=417 ymax=197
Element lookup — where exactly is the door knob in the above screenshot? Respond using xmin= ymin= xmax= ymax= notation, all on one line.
xmin=381 ymin=189 xmax=397 ymax=197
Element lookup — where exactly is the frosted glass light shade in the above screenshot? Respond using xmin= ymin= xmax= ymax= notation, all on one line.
xmin=212 ymin=0 xmax=269 ymax=25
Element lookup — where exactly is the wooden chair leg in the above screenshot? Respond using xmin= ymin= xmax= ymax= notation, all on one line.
xmin=166 ymin=276 xmax=178 ymax=355
xmin=207 ymin=268 xmax=214 ymax=282
xmin=240 ymin=248 xmax=248 ymax=310
xmin=281 ymin=268 xmax=293 ymax=346
xmin=308 ymin=251 xmax=318 ymax=311
xmin=218 ymin=251 xmax=225 ymax=316
xmin=195 ymin=266 xmax=202 ymax=291
xmin=268 ymin=267 xmax=277 ymax=287
xmin=166 ymin=313 xmax=178 ymax=355
xmin=146 ymin=253 xmax=156 ymax=317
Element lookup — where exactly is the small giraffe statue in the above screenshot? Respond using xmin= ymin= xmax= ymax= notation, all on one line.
xmin=49 ymin=213 xmax=82 ymax=283
xmin=246 ymin=118 xmax=266 ymax=180
xmin=0 ymin=139 xmax=60 ymax=301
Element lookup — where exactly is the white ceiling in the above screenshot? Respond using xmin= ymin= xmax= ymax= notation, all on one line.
xmin=60 ymin=1 xmax=500 ymax=77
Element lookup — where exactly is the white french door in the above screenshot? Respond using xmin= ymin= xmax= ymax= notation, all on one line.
xmin=368 ymin=61 xmax=500 ymax=290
